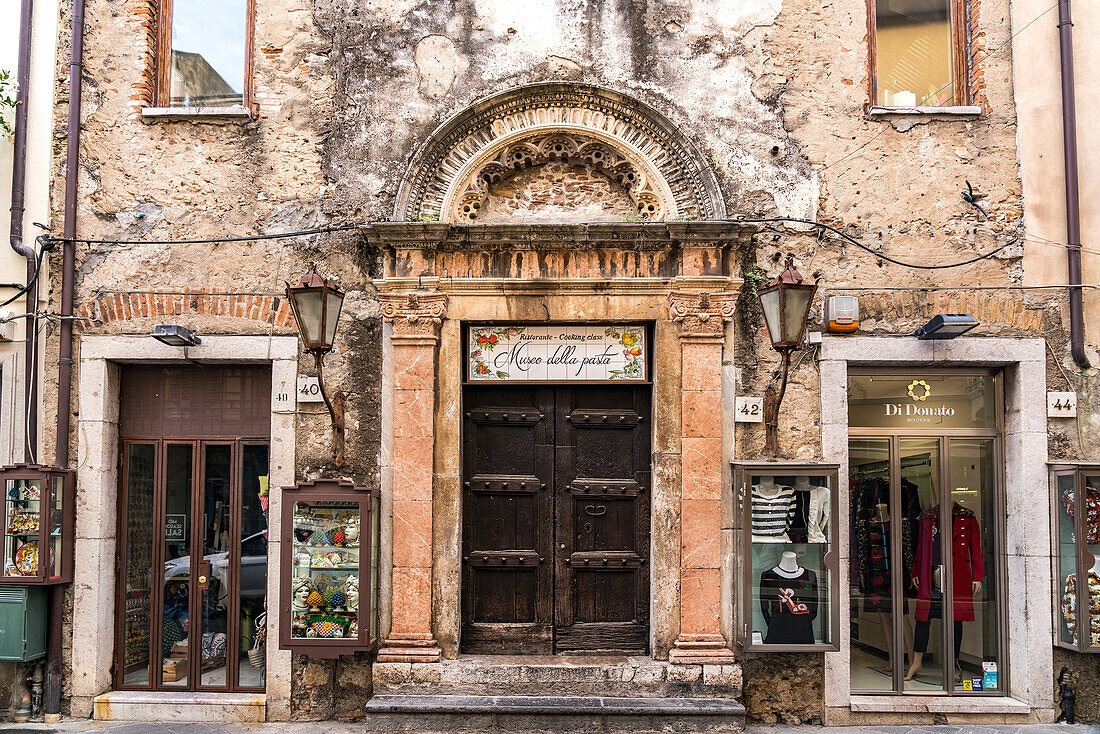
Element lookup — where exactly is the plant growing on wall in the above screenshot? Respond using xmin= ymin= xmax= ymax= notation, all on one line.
xmin=0 ymin=69 xmax=16 ymax=139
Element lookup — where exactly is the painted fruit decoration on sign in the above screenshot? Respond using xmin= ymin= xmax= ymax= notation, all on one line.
xmin=468 ymin=325 xmax=647 ymax=382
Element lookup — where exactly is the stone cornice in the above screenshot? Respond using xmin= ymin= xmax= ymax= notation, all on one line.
xmin=361 ymin=221 xmax=755 ymax=252
xmin=668 ymin=289 xmax=738 ymax=342
xmin=375 ymin=275 xmax=743 ymax=297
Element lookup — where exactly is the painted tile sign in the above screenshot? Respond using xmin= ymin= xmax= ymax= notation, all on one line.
xmin=468 ymin=325 xmax=647 ymax=381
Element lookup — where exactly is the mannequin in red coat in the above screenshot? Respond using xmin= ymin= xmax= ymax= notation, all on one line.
xmin=905 ymin=503 xmax=983 ymax=681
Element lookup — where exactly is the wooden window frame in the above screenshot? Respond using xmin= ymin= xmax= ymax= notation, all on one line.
xmin=153 ymin=0 xmax=257 ymax=109
xmin=867 ymin=0 xmax=971 ymax=109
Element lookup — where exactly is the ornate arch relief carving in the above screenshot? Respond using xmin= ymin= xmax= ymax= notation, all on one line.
xmin=452 ymin=132 xmax=665 ymax=222
xmin=396 ymin=83 xmax=726 ymax=223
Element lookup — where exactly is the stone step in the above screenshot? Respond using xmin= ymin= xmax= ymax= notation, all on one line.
xmin=374 ymin=656 xmax=743 ymax=699
xmin=362 ymin=694 xmax=746 ymax=733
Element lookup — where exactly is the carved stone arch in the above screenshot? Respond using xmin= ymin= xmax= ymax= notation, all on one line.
xmin=395 ymin=82 xmax=727 ymax=223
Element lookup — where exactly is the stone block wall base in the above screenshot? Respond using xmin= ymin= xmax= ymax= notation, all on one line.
xmin=378 ymin=632 xmax=442 ymax=663
xmin=669 ymin=635 xmax=735 ymax=665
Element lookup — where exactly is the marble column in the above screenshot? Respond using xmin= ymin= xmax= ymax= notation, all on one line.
xmin=667 ymin=290 xmax=737 ymax=665
xmin=377 ymin=291 xmax=447 ymax=663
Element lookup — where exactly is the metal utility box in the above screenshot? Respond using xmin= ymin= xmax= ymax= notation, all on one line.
xmin=0 ymin=585 xmax=46 ymax=661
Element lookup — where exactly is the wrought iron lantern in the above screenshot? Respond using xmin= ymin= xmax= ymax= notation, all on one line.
xmin=287 ymin=266 xmax=347 ymax=467
xmin=758 ymin=256 xmax=817 ymax=457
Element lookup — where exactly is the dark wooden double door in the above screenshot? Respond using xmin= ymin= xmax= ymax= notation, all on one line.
xmin=462 ymin=385 xmax=651 ymax=654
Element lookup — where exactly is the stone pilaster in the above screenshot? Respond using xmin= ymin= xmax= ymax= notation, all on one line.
xmin=377 ymin=291 xmax=447 ymax=663
xmin=667 ymin=290 xmax=737 ymax=664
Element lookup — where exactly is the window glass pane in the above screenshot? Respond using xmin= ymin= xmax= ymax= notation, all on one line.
xmin=748 ymin=473 xmax=832 ymax=647
xmin=4 ymin=479 xmax=41 ymax=577
xmin=903 ymin=439 xmax=944 ymax=692
xmin=948 ymin=439 xmax=1000 ymax=691
xmin=1062 ymin=474 xmax=1100 ymax=649
xmin=849 ymin=439 xmax=895 ymax=691
xmin=49 ymin=476 xmax=63 ymax=579
xmin=875 ymin=0 xmax=955 ymax=107
xmin=122 ymin=444 xmax=156 ymax=686
xmin=199 ymin=444 xmax=231 ymax=687
xmin=238 ymin=444 xmax=268 ymax=688
xmin=161 ymin=444 xmax=192 ymax=688
xmin=848 ymin=374 xmax=994 ymax=430
xmin=290 ymin=500 xmax=362 ymax=640
xmin=168 ymin=0 xmax=246 ymax=107
xmin=1056 ymin=473 xmax=1078 ymax=647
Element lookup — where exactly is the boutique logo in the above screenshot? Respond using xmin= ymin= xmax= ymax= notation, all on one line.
xmin=907 ymin=380 xmax=931 ymax=402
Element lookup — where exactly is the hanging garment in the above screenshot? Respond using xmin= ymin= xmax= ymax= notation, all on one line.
xmin=1062 ymin=569 xmax=1100 ymax=647
xmin=751 ymin=483 xmax=796 ymax=541
xmin=759 ymin=566 xmax=819 ymax=644
xmin=1062 ymin=485 xmax=1100 ymax=544
xmin=805 ymin=486 xmax=830 ymax=543
xmin=911 ymin=505 xmax=984 ymax=622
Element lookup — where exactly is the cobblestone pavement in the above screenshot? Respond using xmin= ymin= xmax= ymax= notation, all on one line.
xmin=0 ymin=722 xmax=1096 ymax=733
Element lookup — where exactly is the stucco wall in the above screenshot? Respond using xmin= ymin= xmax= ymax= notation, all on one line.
xmin=41 ymin=0 xmax=1076 ymax=722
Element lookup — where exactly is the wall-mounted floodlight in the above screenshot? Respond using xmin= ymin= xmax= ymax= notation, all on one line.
xmin=151 ymin=324 xmax=201 ymax=347
xmin=914 ymin=314 xmax=979 ymax=340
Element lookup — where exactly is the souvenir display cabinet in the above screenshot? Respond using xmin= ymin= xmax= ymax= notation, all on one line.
xmin=279 ymin=478 xmax=380 ymax=657
xmin=1050 ymin=463 xmax=1100 ymax=653
xmin=732 ymin=462 xmax=840 ymax=651
xmin=0 ymin=464 xmax=74 ymax=584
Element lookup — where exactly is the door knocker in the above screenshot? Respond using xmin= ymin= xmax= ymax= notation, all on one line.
xmin=584 ymin=505 xmax=607 ymax=516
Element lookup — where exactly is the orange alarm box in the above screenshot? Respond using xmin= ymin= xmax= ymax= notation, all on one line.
xmin=825 ymin=295 xmax=859 ymax=333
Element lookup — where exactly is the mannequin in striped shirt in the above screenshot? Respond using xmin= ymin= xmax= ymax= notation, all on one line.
xmin=751 ymin=477 xmax=797 ymax=542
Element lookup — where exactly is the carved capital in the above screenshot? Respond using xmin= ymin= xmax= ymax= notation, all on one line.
xmin=379 ymin=291 xmax=448 ymax=342
xmin=668 ymin=290 xmax=737 ymax=342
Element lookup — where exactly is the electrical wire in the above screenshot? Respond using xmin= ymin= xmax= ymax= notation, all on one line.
xmin=43 ymin=223 xmax=362 ymax=247
xmin=0 ymin=242 xmax=48 ymax=309
xmin=727 ymin=217 xmax=1018 ymax=269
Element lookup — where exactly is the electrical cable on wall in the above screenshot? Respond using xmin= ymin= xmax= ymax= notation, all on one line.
xmin=41 ymin=216 xmax=1022 ymax=272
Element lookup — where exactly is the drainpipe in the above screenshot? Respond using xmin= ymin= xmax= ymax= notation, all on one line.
xmin=1057 ymin=0 xmax=1089 ymax=368
xmin=47 ymin=0 xmax=86 ymax=717
xmin=9 ymin=0 xmax=39 ymax=464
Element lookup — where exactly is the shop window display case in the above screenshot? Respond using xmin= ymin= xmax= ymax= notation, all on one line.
xmin=733 ymin=462 xmax=839 ymax=651
xmin=1051 ymin=464 xmax=1100 ymax=653
xmin=0 ymin=464 xmax=74 ymax=584
xmin=279 ymin=478 xmax=380 ymax=657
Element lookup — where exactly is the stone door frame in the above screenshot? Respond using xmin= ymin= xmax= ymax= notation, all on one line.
xmin=70 ymin=335 xmax=298 ymax=720
xmin=376 ymin=273 xmax=743 ymax=662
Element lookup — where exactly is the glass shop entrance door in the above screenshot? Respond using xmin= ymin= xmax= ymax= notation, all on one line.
xmin=846 ymin=371 xmax=1005 ymax=695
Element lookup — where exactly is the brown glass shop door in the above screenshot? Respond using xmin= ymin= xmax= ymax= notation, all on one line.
xmin=114 ymin=365 xmax=270 ymax=693
xmin=461 ymin=386 xmax=650 ymax=654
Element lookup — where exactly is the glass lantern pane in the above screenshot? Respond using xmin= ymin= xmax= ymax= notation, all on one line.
xmin=324 ymin=292 xmax=344 ymax=348
xmin=290 ymin=500 xmax=362 ymax=640
xmin=292 ymin=290 xmax=324 ymax=347
xmin=748 ymin=472 xmax=832 ymax=647
xmin=759 ymin=288 xmax=783 ymax=345
xmin=4 ymin=479 xmax=42 ymax=577
xmin=782 ymin=287 xmax=814 ymax=345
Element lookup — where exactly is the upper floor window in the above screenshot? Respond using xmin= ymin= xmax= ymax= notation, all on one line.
xmin=156 ymin=0 xmax=253 ymax=108
xmin=870 ymin=0 xmax=968 ymax=108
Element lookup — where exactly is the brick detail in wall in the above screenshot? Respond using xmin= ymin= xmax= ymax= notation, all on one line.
xmin=127 ymin=0 xmax=158 ymax=114
xmin=75 ymin=291 xmax=293 ymax=332
xmin=855 ymin=290 xmax=1045 ymax=331
xmin=967 ymin=0 xmax=991 ymax=113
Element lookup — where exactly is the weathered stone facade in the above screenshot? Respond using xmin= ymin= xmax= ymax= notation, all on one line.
xmin=25 ymin=0 xmax=1100 ymax=725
